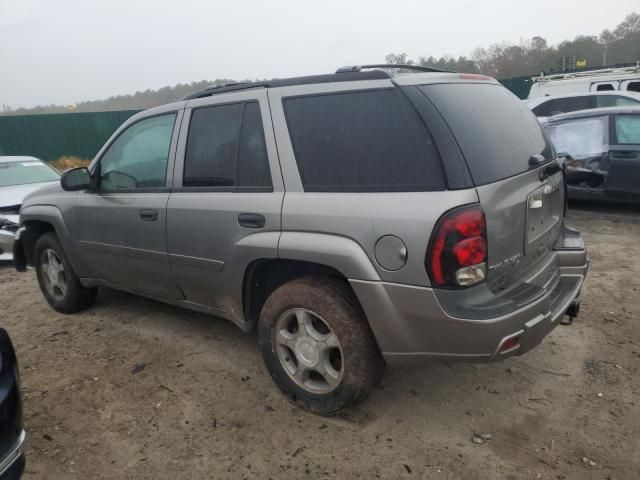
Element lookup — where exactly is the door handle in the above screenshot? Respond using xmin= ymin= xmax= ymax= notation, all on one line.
xmin=238 ymin=213 xmax=265 ymax=229
xmin=611 ymin=152 xmax=637 ymax=159
xmin=139 ymin=209 xmax=158 ymax=221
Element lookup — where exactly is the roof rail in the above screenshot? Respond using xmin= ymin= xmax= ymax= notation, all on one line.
xmin=336 ymin=64 xmax=453 ymax=74
xmin=182 ymin=82 xmax=270 ymax=100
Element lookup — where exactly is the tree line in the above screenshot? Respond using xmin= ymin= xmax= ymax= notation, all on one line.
xmin=386 ymin=12 xmax=639 ymax=78
xmin=3 ymin=12 xmax=638 ymax=116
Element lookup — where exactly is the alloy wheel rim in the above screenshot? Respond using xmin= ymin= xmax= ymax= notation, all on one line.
xmin=274 ymin=308 xmax=344 ymax=394
xmin=41 ymin=248 xmax=68 ymax=300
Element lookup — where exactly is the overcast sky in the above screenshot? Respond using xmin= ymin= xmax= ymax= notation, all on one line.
xmin=0 ymin=0 xmax=637 ymax=108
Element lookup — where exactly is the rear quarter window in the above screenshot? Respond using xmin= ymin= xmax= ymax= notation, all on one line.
xmin=419 ymin=83 xmax=552 ymax=185
xmin=283 ymin=89 xmax=444 ymax=192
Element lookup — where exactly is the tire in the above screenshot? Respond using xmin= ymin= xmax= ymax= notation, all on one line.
xmin=259 ymin=275 xmax=384 ymax=415
xmin=34 ymin=232 xmax=97 ymax=314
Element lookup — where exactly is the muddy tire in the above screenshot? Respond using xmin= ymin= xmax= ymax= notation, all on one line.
xmin=34 ymin=232 xmax=97 ymax=314
xmin=259 ymin=275 xmax=384 ymax=415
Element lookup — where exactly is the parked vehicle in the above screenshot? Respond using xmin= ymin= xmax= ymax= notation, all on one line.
xmin=0 ymin=328 xmax=25 ymax=479
xmin=13 ymin=66 xmax=588 ymax=415
xmin=0 ymin=156 xmax=60 ymax=262
xmin=543 ymin=106 xmax=640 ymax=203
xmin=526 ymin=91 xmax=640 ymax=117
xmin=529 ymin=65 xmax=640 ymax=98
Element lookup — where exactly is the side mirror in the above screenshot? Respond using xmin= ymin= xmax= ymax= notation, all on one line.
xmin=61 ymin=167 xmax=93 ymax=191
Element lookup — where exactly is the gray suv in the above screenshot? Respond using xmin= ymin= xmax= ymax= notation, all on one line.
xmin=13 ymin=66 xmax=588 ymax=415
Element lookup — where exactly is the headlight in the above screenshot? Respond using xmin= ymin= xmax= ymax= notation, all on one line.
xmin=0 ymin=216 xmax=18 ymax=231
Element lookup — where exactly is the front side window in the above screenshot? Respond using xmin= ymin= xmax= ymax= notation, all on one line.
xmin=546 ymin=116 xmax=608 ymax=158
xmin=614 ymin=115 xmax=640 ymax=144
xmin=596 ymin=95 xmax=640 ymax=108
xmin=99 ymin=113 xmax=176 ymax=191
xmin=183 ymin=101 xmax=271 ymax=189
xmin=627 ymin=81 xmax=640 ymax=93
xmin=283 ymin=89 xmax=443 ymax=192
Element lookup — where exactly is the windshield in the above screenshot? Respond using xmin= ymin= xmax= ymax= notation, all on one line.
xmin=0 ymin=160 xmax=60 ymax=187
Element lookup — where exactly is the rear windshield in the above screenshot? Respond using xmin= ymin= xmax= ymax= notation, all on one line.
xmin=0 ymin=160 xmax=59 ymax=187
xmin=283 ymin=89 xmax=444 ymax=192
xmin=419 ymin=83 xmax=553 ymax=185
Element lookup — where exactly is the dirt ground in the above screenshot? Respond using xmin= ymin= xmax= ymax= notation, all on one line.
xmin=1 ymin=202 xmax=639 ymax=480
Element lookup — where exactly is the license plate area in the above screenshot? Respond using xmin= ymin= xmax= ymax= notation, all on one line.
xmin=525 ymin=175 xmax=563 ymax=253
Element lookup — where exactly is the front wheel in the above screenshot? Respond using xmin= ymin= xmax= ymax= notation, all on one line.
xmin=259 ymin=276 xmax=384 ymax=415
xmin=34 ymin=232 xmax=97 ymax=314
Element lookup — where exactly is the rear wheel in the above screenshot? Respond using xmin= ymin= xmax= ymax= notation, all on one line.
xmin=259 ymin=276 xmax=384 ymax=415
xmin=34 ymin=233 xmax=97 ymax=313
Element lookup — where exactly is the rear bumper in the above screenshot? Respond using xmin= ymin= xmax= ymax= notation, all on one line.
xmin=351 ymin=234 xmax=588 ymax=362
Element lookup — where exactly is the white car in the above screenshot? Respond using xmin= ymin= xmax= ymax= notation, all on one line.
xmin=0 ymin=156 xmax=60 ymax=261
xmin=529 ymin=65 xmax=640 ymax=98
xmin=525 ymin=91 xmax=640 ymax=118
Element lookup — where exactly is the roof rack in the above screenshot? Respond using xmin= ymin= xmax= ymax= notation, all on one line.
xmin=336 ymin=64 xmax=452 ymax=74
xmin=532 ymin=63 xmax=640 ymax=82
xmin=182 ymin=82 xmax=270 ymax=100
xmin=182 ymin=70 xmax=391 ymax=100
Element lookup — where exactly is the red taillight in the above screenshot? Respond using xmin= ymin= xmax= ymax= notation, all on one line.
xmin=426 ymin=206 xmax=488 ymax=288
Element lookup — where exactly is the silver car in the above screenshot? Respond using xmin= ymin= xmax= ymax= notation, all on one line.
xmin=13 ymin=66 xmax=588 ymax=415
xmin=0 ymin=156 xmax=59 ymax=261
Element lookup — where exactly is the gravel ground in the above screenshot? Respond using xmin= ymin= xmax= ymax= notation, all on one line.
xmin=1 ymin=202 xmax=639 ymax=480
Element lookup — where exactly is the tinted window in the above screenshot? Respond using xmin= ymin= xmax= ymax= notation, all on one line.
xmin=615 ymin=115 xmax=640 ymax=144
xmin=419 ymin=84 xmax=552 ymax=185
xmin=283 ymin=89 xmax=443 ymax=192
xmin=546 ymin=116 xmax=608 ymax=158
xmin=0 ymin=160 xmax=59 ymax=187
xmin=627 ymin=82 xmax=640 ymax=93
xmin=532 ymin=99 xmax=556 ymax=117
xmin=99 ymin=113 xmax=176 ymax=191
xmin=552 ymin=96 xmax=591 ymax=114
xmin=596 ymin=95 xmax=640 ymax=108
xmin=596 ymin=83 xmax=615 ymax=91
xmin=184 ymin=102 xmax=271 ymax=188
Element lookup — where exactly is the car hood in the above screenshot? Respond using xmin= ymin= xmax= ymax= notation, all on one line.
xmin=0 ymin=181 xmax=60 ymax=213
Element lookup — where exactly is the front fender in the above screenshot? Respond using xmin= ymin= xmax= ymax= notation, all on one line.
xmin=19 ymin=205 xmax=86 ymax=275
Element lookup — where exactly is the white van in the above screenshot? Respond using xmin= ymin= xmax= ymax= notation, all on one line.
xmin=529 ymin=65 xmax=640 ymax=99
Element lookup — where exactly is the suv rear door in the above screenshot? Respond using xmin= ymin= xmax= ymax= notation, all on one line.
xmin=414 ymin=82 xmax=563 ymax=292
xmin=606 ymin=113 xmax=640 ymax=199
xmin=166 ymin=89 xmax=283 ymax=314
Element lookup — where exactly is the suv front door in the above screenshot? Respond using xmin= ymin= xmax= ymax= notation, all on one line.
xmin=166 ymin=90 xmax=283 ymax=317
xmin=607 ymin=113 xmax=640 ymax=200
xmin=73 ymin=109 xmax=183 ymax=297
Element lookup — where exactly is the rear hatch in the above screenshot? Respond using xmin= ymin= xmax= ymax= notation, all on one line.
xmin=417 ymin=82 xmax=564 ymax=293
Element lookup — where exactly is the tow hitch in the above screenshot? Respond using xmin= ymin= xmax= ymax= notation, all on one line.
xmin=561 ymin=300 xmax=581 ymax=325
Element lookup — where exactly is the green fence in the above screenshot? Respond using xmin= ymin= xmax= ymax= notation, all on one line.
xmin=0 ymin=110 xmax=139 ymax=162
xmin=499 ymin=75 xmax=533 ymax=99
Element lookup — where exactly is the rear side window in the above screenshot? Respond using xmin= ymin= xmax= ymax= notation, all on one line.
xmin=552 ymin=96 xmax=592 ymax=114
xmin=184 ymin=101 xmax=271 ymax=189
xmin=614 ymin=115 xmax=640 ymax=144
xmin=532 ymin=99 xmax=556 ymax=117
xmin=419 ymin=84 xmax=552 ymax=185
xmin=596 ymin=83 xmax=615 ymax=91
xmin=283 ymin=89 xmax=444 ymax=192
